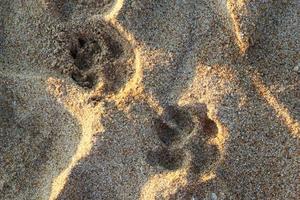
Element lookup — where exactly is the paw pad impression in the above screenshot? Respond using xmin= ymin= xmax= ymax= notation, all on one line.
xmin=52 ymin=21 xmax=135 ymax=95
xmin=146 ymin=104 xmax=220 ymax=173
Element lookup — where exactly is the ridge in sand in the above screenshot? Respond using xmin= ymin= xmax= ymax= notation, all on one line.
xmin=0 ymin=0 xmax=299 ymax=199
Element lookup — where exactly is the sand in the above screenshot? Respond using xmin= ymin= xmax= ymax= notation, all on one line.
xmin=0 ymin=0 xmax=299 ymax=199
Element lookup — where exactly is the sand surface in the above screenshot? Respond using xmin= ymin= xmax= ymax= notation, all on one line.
xmin=0 ymin=0 xmax=299 ymax=199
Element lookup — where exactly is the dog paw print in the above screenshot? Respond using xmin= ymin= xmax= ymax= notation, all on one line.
xmin=53 ymin=22 xmax=134 ymax=93
xmin=146 ymin=104 xmax=220 ymax=173
xmin=47 ymin=1 xmax=135 ymax=99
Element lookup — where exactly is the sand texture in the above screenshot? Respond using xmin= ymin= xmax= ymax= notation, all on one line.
xmin=0 ymin=0 xmax=299 ymax=199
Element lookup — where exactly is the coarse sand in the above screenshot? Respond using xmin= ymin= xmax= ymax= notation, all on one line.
xmin=0 ymin=0 xmax=299 ymax=199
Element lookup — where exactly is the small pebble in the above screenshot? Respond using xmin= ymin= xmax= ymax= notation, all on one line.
xmin=191 ymin=196 xmax=197 ymax=200
xmin=293 ymin=65 xmax=299 ymax=73
xmin=211 ymin=192 xmax=218 ymax=200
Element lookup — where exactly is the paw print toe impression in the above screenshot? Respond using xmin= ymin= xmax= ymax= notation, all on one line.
xmin=47 ymin=0 xmax=135 ymax=98
xmin=146 ymin=148 xmax=185 ymax=170
xmin=146 ymin=104 xmax=220 ymax=173
xmin=53 ymin=22 xmax=135 ymax=95
xmin=69 ymin=35 xmax=101 ymax=88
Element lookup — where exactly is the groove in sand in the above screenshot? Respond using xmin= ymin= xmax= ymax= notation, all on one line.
xmin=47 ymin=17 xmax=144 ymax=200
xmin=227 ymin=0 xmax=250 ymax=54
xmin=47 ymin=77 xmax=103 ymax=200
xmin=251 ymin=73 xmax=300 ymax=138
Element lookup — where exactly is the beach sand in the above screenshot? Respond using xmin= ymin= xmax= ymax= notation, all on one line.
xmin=0 ymin=0 xmax=299 ymax=199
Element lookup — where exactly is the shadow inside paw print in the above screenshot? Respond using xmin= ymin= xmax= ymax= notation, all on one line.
xmin=154 ymin=105 xmax=194 ymax=146
xmin=164 ymin=105 xmax=194 ymax=134
xmin=53 ymin=21 xmax=134 ymax=94
xmin=146 ymin=148 xmax=185 ymax=170
xmin=70 ymin=37 xmax=101 ymax=70
xmin=146 ymin=104 xmax=220 ymax=173
xmin=154 ymin=119 xmax=180 ymax=146
xmin=189 ymin=142 xmax=219 ymax=174
xmin=202 ymin=116 xmax=218 ymax=138
xmin=69 ymin=35 xmax=101 ymax=88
